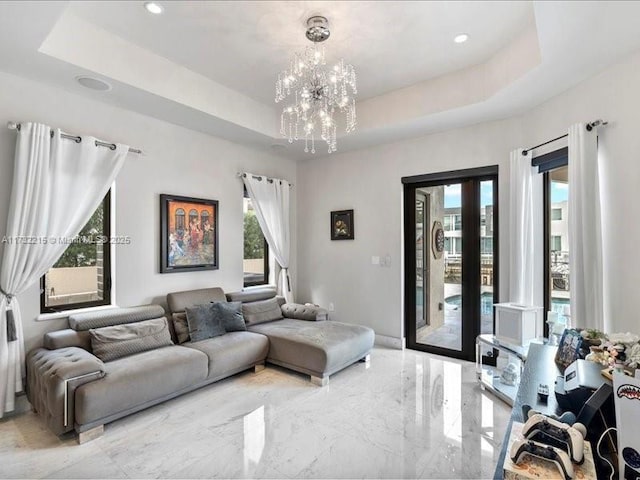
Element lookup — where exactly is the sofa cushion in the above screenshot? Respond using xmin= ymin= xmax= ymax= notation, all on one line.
xmin=89 ymin=318 xmax=174 ymax=362
xmin=242 ymin=297 xmax=283 ymax=326
xmin=167 ymin=287 xmax=226 ymax=314
xmin=248 ymin=319 xmax=374 ymax=377
xmin=74 ymin=346 xmax=208 ymax=426
xmin=69 ymin=305 xmax=165 ymax=331
xmin=226 ymin=287 xmax=276 ymax=303
xmin=212 ymin=301 xmax=246 ymax=332
xmin=281 ymin=303 xmax=329 ymax=321
xmin=172 ymin=313 xmax=190 ymax=344
xmin=185 ymin=304 xmax=226 ymax=342
xmin=182 ymin=331 xmax=269 ymax=380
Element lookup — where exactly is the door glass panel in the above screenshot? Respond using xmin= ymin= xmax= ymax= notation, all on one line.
xmin=549 ymin=166 xmax=570 ymax=325
xmin=480 ymin=180 xmax=494 ymax=335
xmin=416 ymin=184 xmax=462 ymax=351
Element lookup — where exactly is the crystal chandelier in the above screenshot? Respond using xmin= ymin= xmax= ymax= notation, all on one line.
xmin=276 ymin=16 xmax=357 ymax=154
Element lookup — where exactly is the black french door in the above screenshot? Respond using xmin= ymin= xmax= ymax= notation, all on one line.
xmin=403 ymin=166 xmax=499 ymax=361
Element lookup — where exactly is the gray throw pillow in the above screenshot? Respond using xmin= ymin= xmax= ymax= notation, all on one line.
xmin=172 ymin=312 xmax=190 ymax=344
xmin=242 ymin=297 xmax=283 ymax=326
xmin=90 ymin=318 xmax=173 ymax=362
xmin=211 ymin=301 xmax=246 ymax=332
xmin=185 ymin=304 xmax=226 ymax=342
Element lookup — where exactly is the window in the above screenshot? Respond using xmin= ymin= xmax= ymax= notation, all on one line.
xmin=533 ymin=147 xmax=570 ymax=335
xmin=41 ymin=191 xmax=111 ymax=313
xmin=243 ymin=191 xmax=269 ymax=287
xmin=454 ymin=214 xmax=462 ymax=231
xmin=444 ymin=216 xmax=452 ymax=231
xmin=481 ymin=237 xmax=493 ymax=255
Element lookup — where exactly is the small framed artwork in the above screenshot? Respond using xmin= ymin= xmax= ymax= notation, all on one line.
xmin=160 ymin=194 xmax=218 ymax=273
xmin=331 ymin=209 xmax=354 ymax=240
xmin=554 ymin=328 xmax=584 ymax=370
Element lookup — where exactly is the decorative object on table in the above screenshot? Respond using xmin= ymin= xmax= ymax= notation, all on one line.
xmin=431 ymin=221 xmax=444 ymax=259
xmin=501 ymin=362 xmax=520 ymax=386
xmin=330 ymin=209 xmax=354 ymax=240
xmin=554 ymin=328 xmax=584 ymax=369
xmin=546 ymin=311 xmax=565 ymax=346
xmin=160 ymin=194 xmax=218 ymax=273
xmin=584 ymin=331 xmax=640 ymax=372
xmin=276 ymin=15 xmax=357 ymax=154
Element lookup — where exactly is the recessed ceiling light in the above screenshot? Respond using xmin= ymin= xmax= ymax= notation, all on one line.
xmin=75 ymin=76 xmax=112 ymax=91
xmin=454 ymin=33 xmax=469 ymax=44
xmin=144 ymin=2 xmax=163 ymax=14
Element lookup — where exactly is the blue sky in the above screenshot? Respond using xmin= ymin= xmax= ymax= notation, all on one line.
xmin=444 ymin=182 xmax=493 ymax=208
xmin=443 ymin=180 xmax=568 ymax=208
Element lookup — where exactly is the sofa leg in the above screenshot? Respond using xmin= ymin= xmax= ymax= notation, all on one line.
xmin=359 ymin=354 xmax=371 ymax=364
xmin=254 ymin=363 xmax=265 ymax=373
xmin=311 ymin=375 xmax=329 ymax=387
xmin=77 ymin=425 xmax=104 ymax=444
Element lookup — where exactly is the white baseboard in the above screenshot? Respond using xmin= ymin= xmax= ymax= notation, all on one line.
xmin=374 ymin=334 xmax=405 ymax=350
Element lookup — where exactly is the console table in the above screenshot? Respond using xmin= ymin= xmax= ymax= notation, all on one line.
xmin=476 ymin=334 xmax=531 ymax=406
xmin=493 ymin=343 xmax=562 ymax=479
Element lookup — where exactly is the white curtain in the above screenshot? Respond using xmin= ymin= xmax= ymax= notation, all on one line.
xmin=0 ymin=123 xmax=128 ymax=417
xmin=568 ymin=123 xmax=605 ymax=330
xmin=242 ymin=173 xmax=293 ymax=303
xmin=509 ymin=148 xmax=544 ymax=308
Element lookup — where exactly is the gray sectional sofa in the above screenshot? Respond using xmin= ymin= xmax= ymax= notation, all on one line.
xmin=26 ymin=286 xmax=374 ymax=443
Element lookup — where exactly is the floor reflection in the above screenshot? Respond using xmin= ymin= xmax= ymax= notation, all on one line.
xmin=0 ymin=347 xmax=511 ymax=479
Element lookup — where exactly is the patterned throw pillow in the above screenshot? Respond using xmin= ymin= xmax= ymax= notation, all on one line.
xmin=185 ymin=304 xmax=226 ymax=342
xmin=89 ymin=318 xmax=173 ymax=362
xmin=211 ymin=301 xmax=246 ymax=332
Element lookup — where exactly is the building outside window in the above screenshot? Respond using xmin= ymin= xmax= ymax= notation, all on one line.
xmin=551 ymin=208 xmax=562 ymax=221
xmin=41 ymin=192 xmax=111 ymax=312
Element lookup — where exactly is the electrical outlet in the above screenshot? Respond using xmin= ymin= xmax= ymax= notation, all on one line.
xmin=328 ymin=303 xmax=335 ymax=312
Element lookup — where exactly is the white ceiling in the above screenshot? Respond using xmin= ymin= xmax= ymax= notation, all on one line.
xmin=67 ymin=1 xmax=534 ymax=103
xmin=1 ymin=1 xmax=640 ymax=159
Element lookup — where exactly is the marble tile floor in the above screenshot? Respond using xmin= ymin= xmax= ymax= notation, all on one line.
xmin=0 ymin=347 xmax=511 ymax=479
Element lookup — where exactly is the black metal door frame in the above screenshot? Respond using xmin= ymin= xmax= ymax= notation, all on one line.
xmin=402 ymin=166 xmax=499 ymax=362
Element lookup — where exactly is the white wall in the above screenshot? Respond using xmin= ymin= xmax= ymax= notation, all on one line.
xmin=297 ymin=50 xmax=640 ymax=340
xmin=297 ymin=120 xmax=520 ymax=339
xmin=0 ymin=71 xmax=297 ymax=353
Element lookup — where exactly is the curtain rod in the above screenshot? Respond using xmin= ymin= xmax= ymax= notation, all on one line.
xmin=522 ymin=119 xmax=608 ymax=156
xmin=237 ymin=172 xmax=294 ymax=187
xmin=7 ymin=122 xmax=143 ymax=155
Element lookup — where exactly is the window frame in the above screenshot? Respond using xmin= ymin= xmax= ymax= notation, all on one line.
xmin=40 ymin=191 xmax=112 ymax=313
xmin=243 ymin=189 xmax=270 ymax=288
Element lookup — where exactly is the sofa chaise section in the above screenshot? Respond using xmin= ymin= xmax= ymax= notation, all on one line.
xmin=227 ymin=288 xmax=375 ymax=386
xmin=248 ymin=318 xmax=374 ymax=385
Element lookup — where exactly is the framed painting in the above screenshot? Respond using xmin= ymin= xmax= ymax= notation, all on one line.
xmin=160 ymin=194 xmax=218 ymax=273
xmin=331 ymin=209 xmax=354 ymax=240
